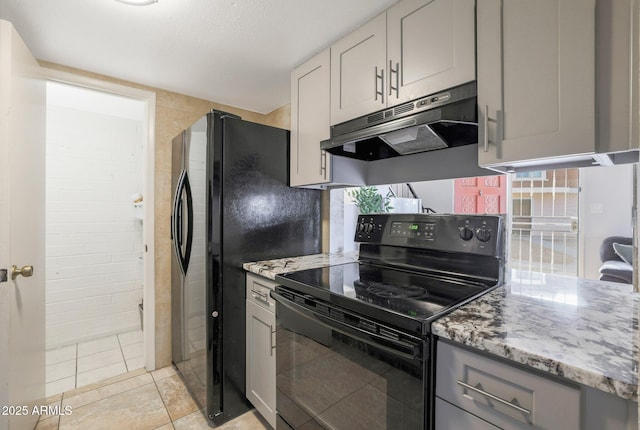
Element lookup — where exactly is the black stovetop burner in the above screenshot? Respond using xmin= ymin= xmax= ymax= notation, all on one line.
xmin=363 ymin=282 xmax=429 ymax=299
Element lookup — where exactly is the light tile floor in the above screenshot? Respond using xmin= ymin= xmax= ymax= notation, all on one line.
xmin=46 ymin=330 xmax=145 ymax=397
xmin=35 ymin=366 xmax=269 ymax=430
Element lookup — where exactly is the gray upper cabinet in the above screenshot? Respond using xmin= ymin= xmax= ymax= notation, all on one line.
xmin=595 ymin=0 xmax=639 ymax=154
xmin=330 ymin=12 xmax=387 ymax=125
xmin=477 ymin=0 xmax=596 ymax=170
xmin=290 ymin=49 xmax=331 ymax=187
xmin=387 ymin=0 xmax=475 ymax=106
xmin=331 ymin=0 xmax=476 ymax=126
xmin=290 ymin=48 xmax=366 ymax=188
xmin=478 ymin=0 xmax=640 ymax=172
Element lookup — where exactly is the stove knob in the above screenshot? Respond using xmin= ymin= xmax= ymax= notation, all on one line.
xmin=357 ymin=222 xmax=366 ymax=233
xmin=459 ymin=226 xmax=474 ymax=241
xmin=476 ymin=228 xmax=492 ymax=242
xmin=365 ymin=223 xmax=374 ymax=233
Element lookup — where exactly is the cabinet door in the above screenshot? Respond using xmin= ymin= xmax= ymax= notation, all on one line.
xmin=477 ymin=0 xmax=596 ymax=167
xmin=331 ymin=12 xmax=386 ymax=125
xmin=387 ymin=0 xmax=475 ymax=106
xmin=290 ymin=49 xmax=331 ymax=187
xmin=245 ymin=300 xmax=276 ymax=428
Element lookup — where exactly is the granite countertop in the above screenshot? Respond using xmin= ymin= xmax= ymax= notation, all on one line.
xmin=432 ymin=271 xmax=639 ymax=401
xmin=242 ymin=251 xmax=359 ymax=280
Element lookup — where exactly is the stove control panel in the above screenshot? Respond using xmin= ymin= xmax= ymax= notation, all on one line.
xmin=355 ymin=213 xmax=504 ymax=257
xmin=390 ymin=221 xmax=437 ymax=240
xmin=356 ymin=216 xmax=385 ymax=239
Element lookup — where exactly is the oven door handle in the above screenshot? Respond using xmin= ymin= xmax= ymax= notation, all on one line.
xmin=271 ymin=291 xmax=422 ymax=361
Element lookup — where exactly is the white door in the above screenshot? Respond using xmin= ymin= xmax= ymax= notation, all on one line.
xmin=0 ymin=20 xmax=46 ymax=430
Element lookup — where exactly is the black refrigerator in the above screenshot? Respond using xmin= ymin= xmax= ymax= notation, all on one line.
xmin=170 ymin=110 xmax=321 ymax=425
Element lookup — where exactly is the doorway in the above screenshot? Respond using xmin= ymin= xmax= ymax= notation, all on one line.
xmin=43 ymin=78 xmax=155 ymax=396
xmin=453 ymin=175 xmax=507 ymax=214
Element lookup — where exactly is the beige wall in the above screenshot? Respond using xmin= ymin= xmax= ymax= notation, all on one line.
xmin=40 ymin=61 xmax=290 ymax=368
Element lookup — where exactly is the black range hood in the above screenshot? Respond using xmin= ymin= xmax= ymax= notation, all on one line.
xmin=321 ymin=82 xmax=478 ymax=161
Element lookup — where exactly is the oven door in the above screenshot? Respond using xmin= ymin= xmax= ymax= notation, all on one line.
xmin=271 ymin=290 xmax=426 ymax=430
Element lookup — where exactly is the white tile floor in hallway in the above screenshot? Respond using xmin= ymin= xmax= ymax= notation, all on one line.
xmin=46 ymin=330 xmax=145 ymax=397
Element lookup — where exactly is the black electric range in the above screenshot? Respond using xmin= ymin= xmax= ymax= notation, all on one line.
xmin=271 ymin=213 xmax=505 ymax=430
xmin=275 ymin=213 xmax=504 ymax=336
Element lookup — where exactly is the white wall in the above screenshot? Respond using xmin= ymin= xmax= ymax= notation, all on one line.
xmin=45 ymin=83 xmax=145 ymax=348
xmin=409 ymin=179 xmax=455 ymax=213
xmin=579 ymin=164 xmax=634 ymax=280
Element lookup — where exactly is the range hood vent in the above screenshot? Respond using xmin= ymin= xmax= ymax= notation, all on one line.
xmin=321 ymin=82 xmax=478 ymax=162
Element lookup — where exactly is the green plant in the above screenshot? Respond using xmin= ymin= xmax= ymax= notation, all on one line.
xmin=348 ymin=186 xmax=392 ymax=214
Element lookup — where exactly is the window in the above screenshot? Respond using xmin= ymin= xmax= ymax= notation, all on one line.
xmin=513 ymin=170 xmax=545 ymax=180
xmin=510 ymin=169 xmax=579 ymax=276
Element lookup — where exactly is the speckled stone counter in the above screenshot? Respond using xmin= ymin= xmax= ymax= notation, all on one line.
xmin=432 ymin=271 xmax=639 ymax=401
xmin=242 ymin=251 xmax=359 ymax=280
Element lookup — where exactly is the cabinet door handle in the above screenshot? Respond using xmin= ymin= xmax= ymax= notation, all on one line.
xmin=483 ymin=105 xmax=490 ymax=152
xmin=251 ymin=289 xmax=270 ymax=305
xmin=457 ymin=380 xmax=531 ymax=417
xmin=320 ymin=150 xmax=327 ymax=178
xmin=483 ymin=105 xmax=502 ymax=152
xmin=270 ymin=325 xmax=276 ymax=356
xmin=389 ymin=61 xmax=399 ymax=98
xmin=374 ymin=66 xmax=384 ymax=104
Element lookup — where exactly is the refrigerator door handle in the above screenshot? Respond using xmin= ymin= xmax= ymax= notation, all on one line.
xmin=171 ymin=170 xmax=185 ymax=256
xmin=172 ymin=170 xmax=193 ymax=275
xmin=172 ymin=170 xmax=186 ymax=273
xmin=177 ymin=197 xmax=183 ymax=247
xmin=181 ymin=172 xmax=194 ymax=274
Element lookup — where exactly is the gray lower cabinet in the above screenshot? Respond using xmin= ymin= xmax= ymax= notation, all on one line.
xmin=436 ymin=341 xmax=580 ymax=430
xmin=436 ymin=341 xmax=638 ymax=430
xmin=245 ymin=273 xmax=277 ymax=428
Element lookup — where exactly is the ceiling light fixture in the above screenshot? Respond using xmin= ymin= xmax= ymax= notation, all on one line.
xmin=114 ymin=0 xmax=157 ymax=5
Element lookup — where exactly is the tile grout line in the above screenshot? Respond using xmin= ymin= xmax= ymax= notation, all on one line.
xmin=45 ymin=367 xmax=179 ymax=430
xmin=117 ymin=333 xmax=129 ymax=373
xmin=74 ymin=342 xmax=78 ymax=391
xmin=151 ymin=373 xmax=174 ymax=427
xmin=62 ymin=370 xmax=154 ymax=409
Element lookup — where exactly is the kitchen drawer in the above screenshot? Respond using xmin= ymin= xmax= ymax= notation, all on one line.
xmin=436 ymin=398 xmax=499 ymax=430
xmin=246 ymin=273 xmax=276 ymax=311
xmin=436 ymin=341 xmax=580 ymax=430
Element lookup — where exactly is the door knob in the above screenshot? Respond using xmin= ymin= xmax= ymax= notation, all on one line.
xmin=10 ymin=265 xmax=33 ymax=280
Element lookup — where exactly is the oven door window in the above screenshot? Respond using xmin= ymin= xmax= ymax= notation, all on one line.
xmin=275 ymin=300 xmax=425 ymax=430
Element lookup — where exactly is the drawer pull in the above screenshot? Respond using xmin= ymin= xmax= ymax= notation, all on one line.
xmin=251 ymin=289 xmax=271 ymax=305
xmin=457 ymin=380 xmax=531 ymax=417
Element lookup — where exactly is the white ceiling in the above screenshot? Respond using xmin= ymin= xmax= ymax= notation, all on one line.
xmin=0 ymin=0 xmax=397 ymax=114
